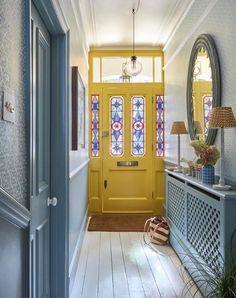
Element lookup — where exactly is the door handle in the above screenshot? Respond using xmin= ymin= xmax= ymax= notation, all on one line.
xmin=104 ymin=180 xmax=108 ymax=189
xmin=48 ymin=197 xmax=58 ymax=207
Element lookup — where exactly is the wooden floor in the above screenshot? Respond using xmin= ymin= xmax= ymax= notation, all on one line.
xmin=71 ymin=232 xmax=202 ymax=298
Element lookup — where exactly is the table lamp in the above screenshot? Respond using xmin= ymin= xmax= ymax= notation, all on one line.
xmin=171 ymin=121 xmax=188 ymax=172
xmin=209 ymin=107 xmax=236 ymax=190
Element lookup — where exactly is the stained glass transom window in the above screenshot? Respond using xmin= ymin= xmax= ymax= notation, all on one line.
xmin=110 ymin=96 xmax=124 ymax=156
xmin=91 ymin=95 xmax=99 ymax=157
xmin=131 ymin=96 xmax=145 ymax=156
xmin=203 ymin=95 xmax=213 ymax=137
xmin=156 ymin=95 xmax=164 ymax=157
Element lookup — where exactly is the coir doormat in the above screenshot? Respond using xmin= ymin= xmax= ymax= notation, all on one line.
xmin=88 ymin=214 xmax=152 ymax=232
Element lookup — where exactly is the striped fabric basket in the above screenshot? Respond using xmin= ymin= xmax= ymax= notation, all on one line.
xmin=143 ymin=216 xmax=170 ymax=245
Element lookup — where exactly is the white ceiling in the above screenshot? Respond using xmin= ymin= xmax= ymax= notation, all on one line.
xmin=77 ymin=0 xmax=193 ymax=49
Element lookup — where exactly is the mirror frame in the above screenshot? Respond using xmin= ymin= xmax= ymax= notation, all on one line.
xmin=186 ymin=34 xmax=221 ymax=145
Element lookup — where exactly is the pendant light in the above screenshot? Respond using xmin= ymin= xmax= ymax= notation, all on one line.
xmin=124 ymin=8 xmax=142 ymax=76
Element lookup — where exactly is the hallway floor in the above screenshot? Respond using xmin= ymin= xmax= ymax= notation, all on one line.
xmin=71 ymin=231 xmax=202 ymax=298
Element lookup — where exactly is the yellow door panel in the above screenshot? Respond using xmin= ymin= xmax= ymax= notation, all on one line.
xmin=102 ymin=87 xmax=153 ymax=213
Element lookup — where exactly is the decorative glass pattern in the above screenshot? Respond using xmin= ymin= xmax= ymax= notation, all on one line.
xmin=132 ymin=96 xmax=145 ymax=156
xmin=110 ymin=96 xmax=124 ymax=156
xmin=203 ymin=95 xmax=213 ymax=137
xmin=156 ymin=95 xmax=164 ymax=157
xmin=91 ymin=95 xmax=99 ymax=157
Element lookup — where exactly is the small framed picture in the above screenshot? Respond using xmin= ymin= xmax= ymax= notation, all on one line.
xmin=72 ymin=66 xmax=85 ymax=150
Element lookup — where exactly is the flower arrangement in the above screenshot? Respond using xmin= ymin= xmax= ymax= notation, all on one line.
xmin=190 ymin=140 xmax=220 ymax=166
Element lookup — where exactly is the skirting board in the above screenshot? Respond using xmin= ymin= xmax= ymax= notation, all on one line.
xmin=69 ymin=208 xmax=88 ymax=295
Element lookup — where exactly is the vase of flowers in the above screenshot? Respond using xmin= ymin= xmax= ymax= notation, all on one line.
xmin=190 ymin=140 xmax=220 ymax=184
xmin=202 ymin=164 xmax=215 ymax=184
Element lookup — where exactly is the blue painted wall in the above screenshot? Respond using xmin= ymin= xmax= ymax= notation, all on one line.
xmin=0 ymin=218 xmax=29 ymax=298
xmin=58 ymin=1 xmax=90 ymax=294
xmin=69 ymin=164 xmax=88 ymax=264
xmin=69 ymin=162 xmax=89 ymax=292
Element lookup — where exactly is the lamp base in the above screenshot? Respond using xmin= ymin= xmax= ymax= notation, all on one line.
xmin=212 ymin=184 xmax=232 ymax=191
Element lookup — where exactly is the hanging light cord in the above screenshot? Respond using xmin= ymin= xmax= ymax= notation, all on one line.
xmin=132 ymin=0 xmax=141 ymax=57
xmin=132 ymin=8 xmax=135 ymax=56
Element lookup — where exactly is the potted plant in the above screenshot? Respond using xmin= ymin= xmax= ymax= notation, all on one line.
xmin=190 ymin=140 xmax=220 ymax=184
xmin=181 ymin=230 xmax=236 ymax=298
xmin=181 ymin=254 xmax=236 ymax=298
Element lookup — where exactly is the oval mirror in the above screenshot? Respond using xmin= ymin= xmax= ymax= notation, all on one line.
xmin=187 ymin=34 xmax=221 ymax=144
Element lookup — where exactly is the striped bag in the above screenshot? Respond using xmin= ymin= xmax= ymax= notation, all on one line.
xmin=143 ymin=216 xmax=169 ymax=245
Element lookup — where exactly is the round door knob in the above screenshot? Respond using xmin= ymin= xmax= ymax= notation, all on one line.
xmin=48 ymin=197 xmax=58 ymax=207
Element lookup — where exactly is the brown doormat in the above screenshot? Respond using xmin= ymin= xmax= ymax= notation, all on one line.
xmin=88 ymin=214 xmax=152 ymax=232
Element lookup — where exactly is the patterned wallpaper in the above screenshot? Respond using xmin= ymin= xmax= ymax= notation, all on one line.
xmin=0 ymin=0 xmax=27 ymax=206
xmin=164 ymin=0 xmax=236 ymax=182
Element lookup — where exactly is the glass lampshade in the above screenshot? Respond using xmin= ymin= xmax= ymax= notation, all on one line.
xmin=124 ymin=56 xmax=142 ymax=76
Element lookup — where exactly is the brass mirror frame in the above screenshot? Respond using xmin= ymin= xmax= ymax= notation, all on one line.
xmin=186 ymin=34 xmax=221 ymax=145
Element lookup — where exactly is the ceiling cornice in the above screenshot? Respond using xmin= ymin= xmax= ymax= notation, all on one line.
xmin=163 ymin=0 xmax=218 ymax=69
xmin=70 ymin=0 xmax=89 ymax=65
xmin=88 ymin=0 xmax=98 ymax=47
xmin=152 ymin=0 xmax=183 ymax=46
xmin=163 ymin=0 xmax=195 ymax=51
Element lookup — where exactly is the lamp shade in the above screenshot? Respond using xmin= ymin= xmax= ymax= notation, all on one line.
xmin=194 ymin=121 xmax=203 ymax=134
xmin=170 ymin=121 xmax=188 ymax=134
xmin=209 ymin=107 xmax=236 ymax=128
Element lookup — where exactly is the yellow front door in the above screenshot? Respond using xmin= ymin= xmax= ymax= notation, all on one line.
xmin=102 ymin=87 xmax=153 ymax=213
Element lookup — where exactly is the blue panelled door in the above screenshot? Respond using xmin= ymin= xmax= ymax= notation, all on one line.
xmin=31 ymin=4 xmax=51 ymax=298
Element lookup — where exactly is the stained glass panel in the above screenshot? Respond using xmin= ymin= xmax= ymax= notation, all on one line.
xmin=110 ymin=96 xmax=124 ymax=156
xmin=156 ymin=95 xmax=164 ymax=157
xmin=203 ymin=95 xmax=213 ymax=138
xmin=91 ymin=95 xmax=99 ymax=157
xmin=132 ymin=96 xmax=145 ymax=156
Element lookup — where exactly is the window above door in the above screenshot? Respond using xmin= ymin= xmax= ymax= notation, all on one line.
xmin=90 ymin=50 xmax=163 ymax=84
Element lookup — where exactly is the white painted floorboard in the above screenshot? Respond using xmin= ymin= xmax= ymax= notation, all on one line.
xmin=71 ymin=232 xmax=202 ymax=298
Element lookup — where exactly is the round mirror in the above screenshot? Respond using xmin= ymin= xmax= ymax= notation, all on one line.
xmin=187 ymin=34 xmax=221 ymax=144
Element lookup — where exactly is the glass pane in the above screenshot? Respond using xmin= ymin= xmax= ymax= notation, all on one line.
xmin=93 ymin=58 xmax=100 ymax=83
xmin=91 ymin=95 xmax=99 ymax=157
xmin=203 ymin=95 xmax=213 ymax=138
xmin=130 ymin=57 xmax=153 ymax=83
xmin=156 ymin=95 xmax=164 ymax=157
xmin=154 ymin=57 xmax=162 ymax=83
xmin=101 ymin=56 xmax=155 ymax=83
xmin=132 ymin=96 xmax=145 ymax=156
xmin=110 ymin=96 xmax=124 ymax=156
xmin=102 ymin=57 xmax=127 ymax=83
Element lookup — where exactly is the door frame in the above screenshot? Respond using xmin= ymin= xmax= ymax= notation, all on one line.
xmin=28 ymin=1 xmax=70 ymax=297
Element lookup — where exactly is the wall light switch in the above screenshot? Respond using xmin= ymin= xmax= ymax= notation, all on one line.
xmin=2 ymin=91 xmax=15 ymax=123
